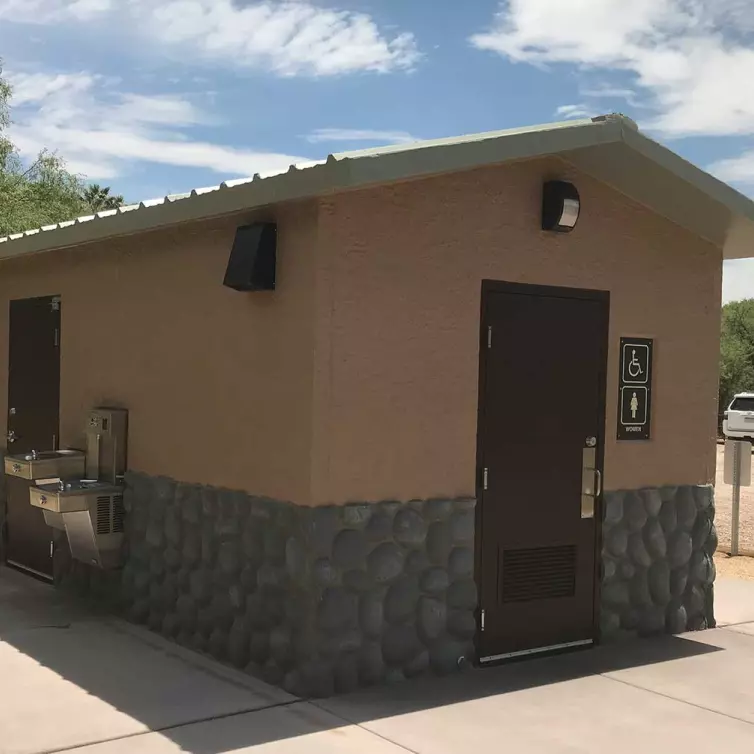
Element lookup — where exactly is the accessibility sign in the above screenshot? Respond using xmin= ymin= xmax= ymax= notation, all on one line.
xmin=617 ymin=337 xmax=653 ymax=441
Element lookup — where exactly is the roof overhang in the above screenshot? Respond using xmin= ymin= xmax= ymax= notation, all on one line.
xmin=1 ymin=114 xmax=753 ymax=261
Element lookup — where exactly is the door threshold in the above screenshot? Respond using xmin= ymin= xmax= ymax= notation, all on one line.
xmin=480 ymin=638 xmax=593 ymax=664
xmin=5 ymin=559 xmax=53 ymax=582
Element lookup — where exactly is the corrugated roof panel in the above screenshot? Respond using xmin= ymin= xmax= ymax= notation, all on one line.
xmin=194 ymin=185 xmax=222 ymax=196
xmin=1 ymin=115 xmax=752 ymax=259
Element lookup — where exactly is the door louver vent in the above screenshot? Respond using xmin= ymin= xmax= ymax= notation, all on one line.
xmin=501 ymin=545 xmax=576 ymax=603
xmin=112 ymin=495 xmax=125 ymax=533
xmin=96 ymin=495 xmax=111 ymax=534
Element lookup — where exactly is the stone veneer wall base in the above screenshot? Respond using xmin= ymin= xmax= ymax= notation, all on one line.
xmin=111 ymin=472 xmax=477 ymax=698
xmin=12 ymin=469 xmax=717 ymax=698
xmin=600 ymin=485 xmax=716 ymax=640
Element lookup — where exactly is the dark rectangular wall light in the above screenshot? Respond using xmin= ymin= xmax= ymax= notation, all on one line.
xmin=223 ymin=223 xmax=277 ymax=291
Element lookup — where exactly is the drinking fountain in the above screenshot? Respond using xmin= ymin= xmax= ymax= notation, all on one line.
xmin=28 ymin=407 xmax=128 ymax=569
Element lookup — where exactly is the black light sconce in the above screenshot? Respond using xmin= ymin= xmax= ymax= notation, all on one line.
xmin=223 ymin=222 xmax=277 ymax=291
xmin=542 ymin=180 xmax=580 ymax=232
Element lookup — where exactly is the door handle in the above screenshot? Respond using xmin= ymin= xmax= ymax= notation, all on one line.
xmin=581 ymin=443 xmax=601 ymax=519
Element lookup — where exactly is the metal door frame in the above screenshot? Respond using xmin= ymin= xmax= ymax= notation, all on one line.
xmin=473 ymin=279 xmax=610 ymax=663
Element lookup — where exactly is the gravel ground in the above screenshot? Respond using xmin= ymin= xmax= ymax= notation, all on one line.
xmin=714 ymin=552 xmax=754 ymax=580
xmin=715 ymin=443 xmax=754 ymax=554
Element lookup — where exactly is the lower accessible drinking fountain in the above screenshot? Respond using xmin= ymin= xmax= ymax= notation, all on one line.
xmin=29 ymin=407 xmax=128 ymax=569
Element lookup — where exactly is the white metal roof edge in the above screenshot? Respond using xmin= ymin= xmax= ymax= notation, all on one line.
xmin=0 ymin=113 xmax=752 ymax=260
xmin=620 ymin=127 xmax=754 ymax=226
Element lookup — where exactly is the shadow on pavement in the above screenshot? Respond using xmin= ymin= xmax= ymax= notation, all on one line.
xmin=0 ymin=565 xmax=725 ymax=754
xmin=316 ymin=633 xmax=722 ymax=726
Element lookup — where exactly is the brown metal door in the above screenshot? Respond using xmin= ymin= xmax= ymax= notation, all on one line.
xmin=476 ymin=281 xmax=608 ymax=662
xmin=5 ymin=295 xmax=61 ymax=578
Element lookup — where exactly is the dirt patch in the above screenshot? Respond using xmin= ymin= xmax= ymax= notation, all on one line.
xmin=714 ymin=552 xmax=754 ymax=580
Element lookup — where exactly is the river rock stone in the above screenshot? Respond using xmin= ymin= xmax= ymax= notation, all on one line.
xmin=643 ymin=519 xmax=667 ymax=560
xmin=605 ymin=526 xmax=629 ymax=558
xmin=448 ymin=547 xmax=474 ymax=581
xmin=643 ymin=488 xmax=663 ymax=517
xmin=447 ymin=610 xmax=476 ymax=640
xmin=450 ymin=510 xmax=474 ymax=543
xmin=359 ymin=590 xmax=385 ymax=638
xmin=385 ymin=576 xmax=420 ymax=625
xmin=420 ymin=567 xmax=450 ymax=595
xmin=625 ymin=492 xmax=649 ymax=532
xmin=393 ymin=509 xmax=427 ymax=547
xmin=367 ymin=543 xmax=405 ymax=583
xmin=427 ymin=521 xmax=452 ymax=566
xmin=628 ymin=533 xmax=653 ymax=568
xmin=447 ymin=579 xmax=477 ymax=611
xmin=417 ymin=596 xmax=446 ymax=641
xmin=648 ymin=560 xmax=671 ymax=605
xmin=424 ymin=498 xmax=453 ymax=521
xmin=382 ymin=624 xmax=422 ymax=667
xmin=365 ymin=511 xmax=393 ymax=541
xmin=668 ymin=531 xmax=693 ymax=568
xmin=317 ymin=588 xmax=358 ymax=632
xmin=333 ymin=529 xmax=367 ymax=570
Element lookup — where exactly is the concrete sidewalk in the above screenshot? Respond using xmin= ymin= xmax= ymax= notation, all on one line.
xmin=1 ymin=566 xmax=754 ymax=754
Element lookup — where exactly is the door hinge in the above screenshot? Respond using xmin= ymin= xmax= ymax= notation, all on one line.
xmin=483 ymin=467 xmax=489 ymax=491
xmin=51 ymin=296 xmax=60 ymax=312
xmin=481 ymin=609 xmax=486 ymax=632
xmin=54 ymin=328 xmax=59 ymax=347
xmin=487 ymin=326 xmax=492 ymax=349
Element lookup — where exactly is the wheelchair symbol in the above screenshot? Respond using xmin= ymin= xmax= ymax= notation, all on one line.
xmin=628 ymin=349 xmax=643 ymax=379
xmin=623 ymin=343 xmax=649 ymax=384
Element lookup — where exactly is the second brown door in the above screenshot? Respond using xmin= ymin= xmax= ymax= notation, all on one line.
xmin=5 ymin=295 xmax=61 ymax=578
xmin=476 ymin=281 xmax=609 ymax=662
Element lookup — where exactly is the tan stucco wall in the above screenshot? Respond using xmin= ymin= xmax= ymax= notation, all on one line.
xmin=312 ymin=157 xmax=723 ymax=504
xmin=0 ymin=203 xmax=318 ymax=503
xmin=0 ymin=157 xmax=723 ymax=507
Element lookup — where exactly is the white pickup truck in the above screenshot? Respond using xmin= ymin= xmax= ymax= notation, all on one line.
xmin=723 ymin=392 xmax=754 ymax=440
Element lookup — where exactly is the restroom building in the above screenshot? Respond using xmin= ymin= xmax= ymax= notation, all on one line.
xmin=0 ymin=114 xmax=745 ymax=696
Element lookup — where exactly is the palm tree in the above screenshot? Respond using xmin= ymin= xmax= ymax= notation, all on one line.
xmin=81 ymin=183 xmax=125 ymax=212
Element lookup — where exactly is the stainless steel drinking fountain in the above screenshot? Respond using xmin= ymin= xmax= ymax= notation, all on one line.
xmin=29 ymin=408 xmax=128 ymax=569
xmin=4 ymin=448 xmax=86 ymax=481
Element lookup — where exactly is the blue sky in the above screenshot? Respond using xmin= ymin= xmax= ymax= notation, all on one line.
xmin=2 ymin=0 xmax=754 ymax=300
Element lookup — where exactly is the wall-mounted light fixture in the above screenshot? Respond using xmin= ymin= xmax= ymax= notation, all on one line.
xmin=223 ymin=222 xmax=277 ymax=291
xmin=542 ymin=180 xmax=580 ymax=233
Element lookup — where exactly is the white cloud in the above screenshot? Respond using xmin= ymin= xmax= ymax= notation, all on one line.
xmin=67 ymin=0 xmax=111 ymax=19
xmin=554 ymin=104 xmax=596 ymax=120
xmin=471 ymin=1 xmax=754 ymax=138
xmin=7 ymin=70 xmax=307 ymax=181
xmin=0 ymin=0 xmax=110 ymax=22
xmin=724 ymin=260 xmax=754 ymax=303
xmin=579 ymin=85 xmax=641 ymax=107
xmin=0 ymin=0 xmax=419 ymax=77
xmin=710 ymin=151 xmax=754 ymax=186
xmin=305 ymin=128 xmax=418 ymax=145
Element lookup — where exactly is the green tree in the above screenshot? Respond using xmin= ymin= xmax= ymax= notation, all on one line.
xmin=0 ymin=62 xmax=99 ymax=237
xmin=719 ymin=299 xmax=754 ymax=428
xmin=81 ymin=183 xmax=124 ymax=212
